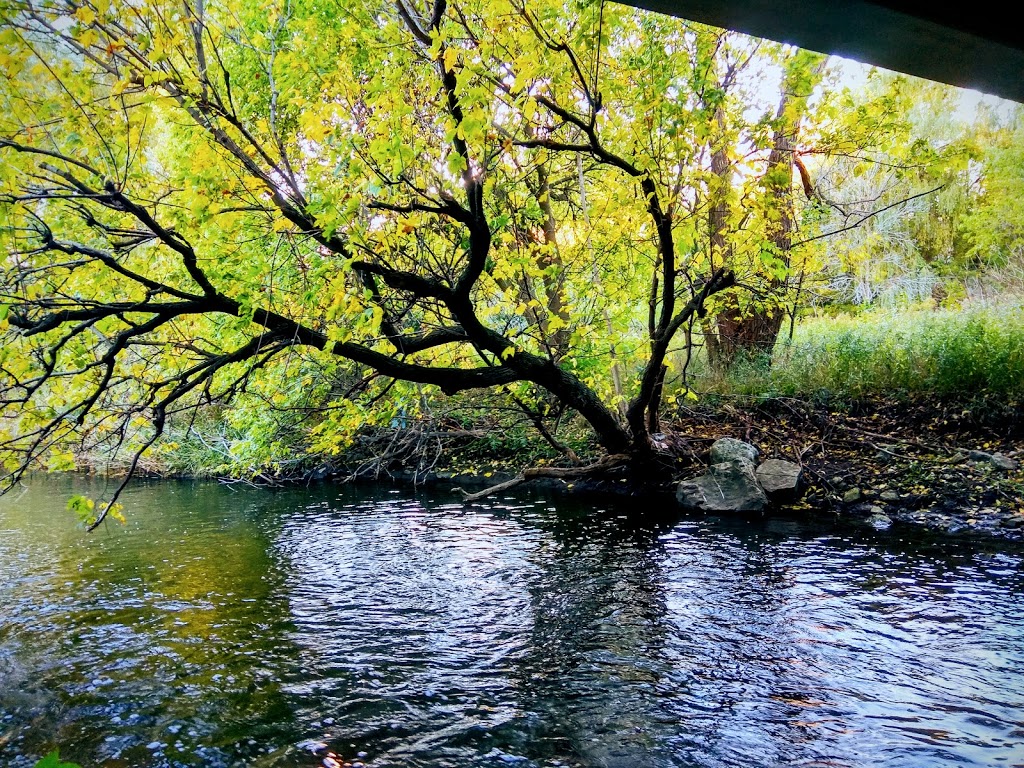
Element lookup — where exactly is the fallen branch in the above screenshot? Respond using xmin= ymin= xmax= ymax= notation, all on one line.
xmin=458 ymin=474 xmax=528 ymax=500
xmin=456 ymin=453 xmax=630 ymax=501
xmin=867 ymin=441 xmax=960 ymax=465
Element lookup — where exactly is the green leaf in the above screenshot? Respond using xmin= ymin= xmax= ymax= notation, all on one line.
xmin=34 ymin=750 xmax=81 ymax=768
xmin=66 ymin=495 xmax=96 ymax=526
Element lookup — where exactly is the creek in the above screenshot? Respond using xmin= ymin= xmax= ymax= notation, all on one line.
xmin=1 ymin=477 xmax=1022 ymax=767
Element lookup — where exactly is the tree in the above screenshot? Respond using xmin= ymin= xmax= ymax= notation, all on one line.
xmin=795 ymin=75 xmax=975 ymax=308
xmin=702 ymin=47 xmax=827 ymax=370
xmin=4 ymin=0 xmax=965 ymax=519
xmin=961 ymin=104 xmax=1024 ymax=277
xmin=1 ymin=0 xmax=751 ymax=520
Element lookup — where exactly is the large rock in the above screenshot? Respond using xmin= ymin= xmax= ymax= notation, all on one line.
xmin=676 ymin=460 xmax=768 ymax=513
xmin=991 ymin=453 xmax=1019 ymax=471
xmin=968 ymin=450 xmax=1019 ymax=471
xmin=755 ymin=459 xmax=803 ymax=501
xmin=709 ymin=437 xmax=760 ymax=466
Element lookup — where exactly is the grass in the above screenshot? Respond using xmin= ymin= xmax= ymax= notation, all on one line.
xmin=688 ymin=299 xmax=1024 ymax=402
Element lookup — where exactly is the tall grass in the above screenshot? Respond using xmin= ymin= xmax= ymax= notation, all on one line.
xmin=691 ymin=300 xmax=1024 ymax=401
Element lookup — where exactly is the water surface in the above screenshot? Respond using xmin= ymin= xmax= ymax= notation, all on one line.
xmin=1 ymin=477 xmax=1023 ymax=767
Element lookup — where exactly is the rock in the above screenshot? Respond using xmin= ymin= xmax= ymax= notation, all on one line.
xmin=677 ymin=438 xmax=768 ymax=513
xmin=991 ymin=453 xmax=1019 ymax=471
xmin=867 ymin=512 xmax=892 ymax=530
xmin=709 ymin=437 xmax=759 ymax=466
xmin=880 ymin=490 xmax=901 ymax=502
xmin=676 ymin=461 xmax=768 ymax=513
xmin=755 ymin=459 xmax=803 ymax=501
xmin=307 ymin=465 xmax=331 ymax=481
xmin=485 ymin=749 xmax=529 ymax=764
xmin=968 ymin=449 xmax=1019 ymax=471
xmin=842 ymin=488 xmax=862 ymax=504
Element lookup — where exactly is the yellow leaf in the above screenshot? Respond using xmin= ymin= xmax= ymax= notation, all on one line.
xmin=78 ymin=28 xmax=99 ymax=48
xmin=523 ymin=98 xmax=537 ymax=122
xmin=76 ymin=6 xmax=97 ymax=24
xmin=443 ymin=46 xmax=458 ymax=72
xmin=108 ymin=503 xmax=126 ymax=525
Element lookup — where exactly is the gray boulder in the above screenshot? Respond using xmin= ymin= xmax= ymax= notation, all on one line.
xmin=991 ymin=453 xmax=1019 ymax=471
xmin=755 ymin=459 xmax=802 ymax=501
xmin=867 ymin=512 xmax=892 ymax=530
xmin=676 ymin=460 xmax=768 ymax=513
xmin=968 ymin=450 xmax=1019 ymax=471
xmin=710 ymin=437 xmax=760 ymax=466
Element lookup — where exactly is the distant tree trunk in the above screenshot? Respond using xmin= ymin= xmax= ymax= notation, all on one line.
xmin=706 ymin=55 xmax=826 ymax=371
xmin=704 ymin=104 xmax=736 ymax=371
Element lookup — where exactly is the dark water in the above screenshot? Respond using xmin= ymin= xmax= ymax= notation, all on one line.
xmin=1 ymin=478 xmax=1023 ymax=768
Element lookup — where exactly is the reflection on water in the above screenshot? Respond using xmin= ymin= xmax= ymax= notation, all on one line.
xmin=1 ymin=478 xmax=1023 ymax=767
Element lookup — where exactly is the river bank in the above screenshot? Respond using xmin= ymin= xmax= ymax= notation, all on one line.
xmin=668 ymin=395 xmax=1024 ymax=540
xmin=295 ymin=393 xmax=1023 ymax=543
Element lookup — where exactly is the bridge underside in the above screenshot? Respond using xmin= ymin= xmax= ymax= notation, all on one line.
xmin=620 ymin=1 xmax=1024 ymax=103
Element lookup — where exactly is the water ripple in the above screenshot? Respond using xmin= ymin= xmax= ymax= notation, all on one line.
xmin=2 ymin=479 xmax=1023 ymax=767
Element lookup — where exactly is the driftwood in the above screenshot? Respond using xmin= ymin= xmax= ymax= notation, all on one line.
xmin=456 ymin=454 xmax=630 ymax=501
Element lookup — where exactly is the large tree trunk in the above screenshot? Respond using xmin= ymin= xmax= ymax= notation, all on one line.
xmin=705 ymin=55 xmax=826 ymax=371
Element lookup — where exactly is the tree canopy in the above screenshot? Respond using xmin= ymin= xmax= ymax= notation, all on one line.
xmin=1 ymin=0 xmax=1018 ymax=521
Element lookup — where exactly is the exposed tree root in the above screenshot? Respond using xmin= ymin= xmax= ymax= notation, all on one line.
xmin=456 ymin=453 xmax=630 ymax=501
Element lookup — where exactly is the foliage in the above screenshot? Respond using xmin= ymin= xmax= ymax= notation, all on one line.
xmin=32 ymin=751 xmax=81 ymax=768
xmin=0 ymin=0 xmax=808 ymax=516
xmin=961 ymin=105 xmax=1024 ymax=269
xmin=690 ymin=300 xmax=1024 ymax=401
xmin=784 ymin=75 xmax=972 ymax=307
xmin=0 ymin=0 xmax=1020 ymax=508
